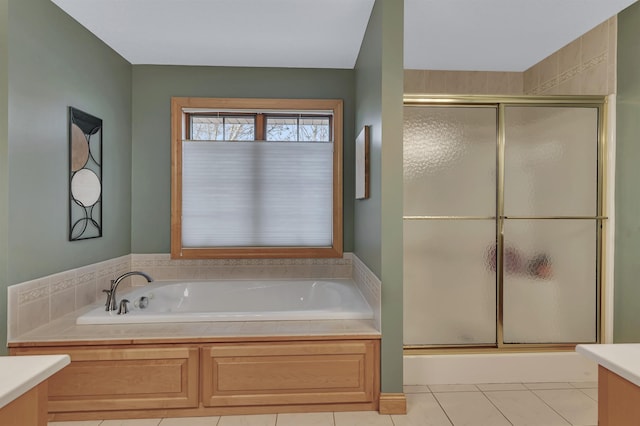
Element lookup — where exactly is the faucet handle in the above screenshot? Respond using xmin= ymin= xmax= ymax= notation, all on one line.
xmin=102 ymin=289 xmax=113 ymax=309
xmin=118 ymin=299 xmax=130 ymax=315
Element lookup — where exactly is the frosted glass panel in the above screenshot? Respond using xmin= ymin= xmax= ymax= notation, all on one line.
xmin=404 ymin=220 xmax=496 ymax=346
xmin=502 ymin=220 xmax=597 ymax=344
xmin=182 ymin=141 xmax=333 ymax=247
xmin=504 ymin=107 xmax=598 ymax=216
xmin=404 ymin=106 xmax=497 ymax=216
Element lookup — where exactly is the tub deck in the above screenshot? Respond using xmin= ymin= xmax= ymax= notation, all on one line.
xmin=9 ymin=300 xmax=379 ymax=347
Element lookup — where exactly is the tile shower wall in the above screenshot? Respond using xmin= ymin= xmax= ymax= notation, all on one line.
xmin=7 ymin=256 xmax=131 ymax=339
xmin=7 ymin=253 xmax=382 ymax=339
xmin=404 ymin=69 xmax=523 ymax=95
xmin=523 ymin=17 xmax=617 ymax=95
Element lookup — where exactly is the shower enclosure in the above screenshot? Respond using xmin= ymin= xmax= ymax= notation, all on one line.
xmin=403 ymin=96 xmax=606 ymax=349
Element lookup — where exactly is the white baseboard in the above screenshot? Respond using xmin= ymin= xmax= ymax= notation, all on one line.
xmin=404 ymin=352 xmax=598 ymax=385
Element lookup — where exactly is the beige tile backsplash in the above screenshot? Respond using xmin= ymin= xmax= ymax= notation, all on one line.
xmin=7 ymin=252 xmax=382 ymax=339
xmin=8 ymin=256 xmax=131 ymax=339
xmin=131 ymin=254 xmax=353 ymax=282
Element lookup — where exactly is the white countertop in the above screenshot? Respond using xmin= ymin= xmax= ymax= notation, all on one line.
xmin=576 ymin=343 xmax=640 ymax=387
xmin=0 ymin=354 xmax=70 ymax=409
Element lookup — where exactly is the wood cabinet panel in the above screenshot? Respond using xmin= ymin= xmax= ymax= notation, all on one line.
xmin=599 ymin=365 xmax=640 ymax=426
xmin=201 ymin=340 xmax=379 ymax=407
xmin=11 ymin=346 xmax=199 ymax=412
xmin=11 ymin=338 xmax=382 ymax=418
xmin=0 ymin=382 xmax=47 ymax=426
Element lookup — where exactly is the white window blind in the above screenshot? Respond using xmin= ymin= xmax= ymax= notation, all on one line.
xmin=182 ymin=141 xmax=334 ymax=247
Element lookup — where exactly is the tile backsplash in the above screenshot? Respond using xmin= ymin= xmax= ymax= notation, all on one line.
xmin=7 ymin=252 xmax=381 ymax=340
xmin=7 ymin=256 xmax=131 ymax=339
xmin=352 ymin=254 xmax=382 ymax=331
xmin=131 ymin=253 xmax=353 ymax=282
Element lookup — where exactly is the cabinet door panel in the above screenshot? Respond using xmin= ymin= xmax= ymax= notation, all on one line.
xmin=201 ymin=340 xmax=379 ymax=407
xmin=12 ymin=346 xmax=199 ymax=412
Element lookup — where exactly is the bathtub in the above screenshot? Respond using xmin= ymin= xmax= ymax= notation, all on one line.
xmin=76 ymin=279 xmax=373 ymax=325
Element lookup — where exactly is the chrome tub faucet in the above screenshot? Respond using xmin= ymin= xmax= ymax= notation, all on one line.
xmin=103 ymin=271 xmax=153 ymax=313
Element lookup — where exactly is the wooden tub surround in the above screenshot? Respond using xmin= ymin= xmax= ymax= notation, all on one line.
xmin=10 ymin=328 xmax=400 ymax=420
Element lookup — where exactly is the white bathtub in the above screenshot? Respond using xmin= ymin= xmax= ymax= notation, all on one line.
xmin=76 ymin=279 xmax=373 ymax=325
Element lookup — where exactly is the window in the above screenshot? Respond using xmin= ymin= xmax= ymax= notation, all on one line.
xmin=190 ymin=115 xmax=256 ymax=141
xmin=171 ymin=98 xmax=343 ymax=259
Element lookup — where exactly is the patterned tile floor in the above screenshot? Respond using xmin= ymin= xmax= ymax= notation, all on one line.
xmin=49 ymin=381 xmax=598 ymax=426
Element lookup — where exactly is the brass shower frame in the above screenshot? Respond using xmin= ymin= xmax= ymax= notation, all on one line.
xmin=403 ymin=94 xmax=608 ymax=352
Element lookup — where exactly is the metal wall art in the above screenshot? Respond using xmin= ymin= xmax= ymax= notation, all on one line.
xmin=69 ymin=107 xmax=102 ymax=241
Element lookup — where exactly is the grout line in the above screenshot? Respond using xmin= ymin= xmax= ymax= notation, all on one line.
xmin=530 ymin=389 xmax=574 ymax=426
xmin=578 ymin=387 xmax=598 ymax=402
xmin=430 ymin=392 xmax=456 ymax=426
xmin=480 ymin=390 xmax=515 ymax=426
xmin=390 ymin=410 xmax=400 ymax=426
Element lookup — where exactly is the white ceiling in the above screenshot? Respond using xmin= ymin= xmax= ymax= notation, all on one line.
xmin=51 ymin=0 xmax=375 ymax=69
xmin=405 ymin=0 xmax=638 ymax=71
xmin=51 ymin=0 xmax=637 ymax=71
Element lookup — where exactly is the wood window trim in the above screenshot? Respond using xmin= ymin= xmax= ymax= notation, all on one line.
xmin=170 ymin=97 xmax=344 ymax=259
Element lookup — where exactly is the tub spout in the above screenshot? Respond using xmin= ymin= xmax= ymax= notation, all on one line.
xmin=105 ymin=271 xmax=153 ymax=312
xmin=118 ymin=299 xmax=130 ymax=315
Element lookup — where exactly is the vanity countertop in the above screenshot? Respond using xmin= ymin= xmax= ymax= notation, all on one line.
xmin=0 ymin=354 xmax=70 ymax=408
xmin=576 ymin=344 xmax=640 ymax=387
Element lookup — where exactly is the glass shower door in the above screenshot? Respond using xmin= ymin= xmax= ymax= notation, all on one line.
xmin=501 ymin=106 xmax=600 ymax=344
xmin=403 ymin=106 xmax=498 ymax=346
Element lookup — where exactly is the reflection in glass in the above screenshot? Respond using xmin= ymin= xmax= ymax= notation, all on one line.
xmin=404 ymin=220 xmax=497 ymax=346
xmin=502 ymin=220 xmax=597 ymax=344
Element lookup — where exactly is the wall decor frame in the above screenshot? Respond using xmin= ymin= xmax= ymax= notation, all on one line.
xmin=355 ymin=125 xmax=370 ymax=200
xmin=69 ymin=107 xmax=103 ymax=241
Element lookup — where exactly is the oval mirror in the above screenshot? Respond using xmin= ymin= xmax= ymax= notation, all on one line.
xmin=71 ymin=169 xmax=101 ymax=207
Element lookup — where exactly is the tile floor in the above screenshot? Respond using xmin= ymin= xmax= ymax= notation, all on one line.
xmin=48 ymin=382 xmax=598 ymax=426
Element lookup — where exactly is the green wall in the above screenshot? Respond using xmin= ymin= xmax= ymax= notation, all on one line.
xmin=354 ymin=1 xmax=383 ymax=276
xmin=0 ymin=0 xmax=8 ymax=355
xmin=1 ymin=0 xmax=132 ymax=351
xmin=614 ymin=1 xmax=640 ymax=342
xmin=6 ymin=0 xmax=133 ymax=286
xmin=130 ymin=66 xmax=355 ymax=253
xmin=355 ymin=0 xmax=404 ymax=393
